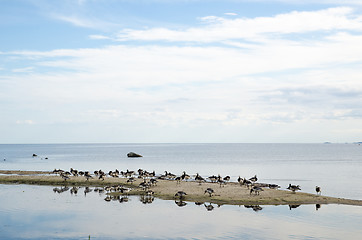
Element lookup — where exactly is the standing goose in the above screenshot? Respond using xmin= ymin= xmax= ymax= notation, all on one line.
xmin=315 ymin=186 xmax=321 ymax=195
xmin=204 ymin=188 xmax=214 ymax=197
xmin=249 ymin=175 xmax=258 ymax=182
xmin=287 ymin=184 xmax=301 ymax=193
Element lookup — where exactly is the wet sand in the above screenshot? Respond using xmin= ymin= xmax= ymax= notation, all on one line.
xmin=1 ymin=170 xmax=361 ymax=206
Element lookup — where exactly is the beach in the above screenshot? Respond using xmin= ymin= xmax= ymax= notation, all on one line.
xmin=1 ymin=170 xmax=361 ymax=206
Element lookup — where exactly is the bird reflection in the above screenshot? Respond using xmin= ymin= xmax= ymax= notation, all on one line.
xmin=140 ymin=195 xmax=154 ymax=204
xmin=70 ymin=186 xmax=79 ymax=195
xmin=195 ymin=202 xmax=204 ymax=206
xmin=119 ymin=196 xmax=129 ymax=203
xmin=244 ymin=205 xmax=263 ymax=212
xmin=288 ymin=204 xmax=301 ymax=210
xmin=53 ymin=186 xmax=69 ymax=194
xmin=204 ymin=203 xmax=214 ymax=211
xmin=316 ymin=204 xmax=321 ymax=211
xmin=84 ymin=187 xmax=92 ymax=196
xmin=175 ymin=200 xmax=187 ymax=207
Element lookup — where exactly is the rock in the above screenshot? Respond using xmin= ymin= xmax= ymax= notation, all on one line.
xmin=127 ymin=152 xmax=142 ymax=158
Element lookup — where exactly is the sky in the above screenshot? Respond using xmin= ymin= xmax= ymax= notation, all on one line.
xmin=1 ymin=0 xmax=362 ymax=143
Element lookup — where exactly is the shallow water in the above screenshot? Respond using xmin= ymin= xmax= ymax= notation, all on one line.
xmin=0 ymin=184 xmax=361 ymax=240
xmin=1 ymin=143 xmax=362 ymax=199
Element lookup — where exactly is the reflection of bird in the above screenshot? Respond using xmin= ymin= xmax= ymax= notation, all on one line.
xmin=244 ymin=205 xmax=263 ymax=212
xmin=204 ymin=203 xmax=214 ymax=211
xmin=287 ymin=184 xmax=301 ymax=192
xmin=316 ymin=204 xmax=321 ymax=211
xmin=175 ymin=191 xmax=187 ymax=199
xmin=315 ymin=186 xmax=321 ymax=195
xmin=175 ymin=200 xmax=187 ymax=207
xmin=288 ymin=204 xmax=301 ymax=210
xmin=204 ymin=188 xmax=214 ymax=197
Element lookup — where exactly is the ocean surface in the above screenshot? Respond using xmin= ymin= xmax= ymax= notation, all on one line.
xmin=1 ymin=143 xmax=362 ymax=239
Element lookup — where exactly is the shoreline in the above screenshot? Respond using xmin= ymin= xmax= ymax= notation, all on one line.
xmin=1 ymin=170 xmax=361 ymax=206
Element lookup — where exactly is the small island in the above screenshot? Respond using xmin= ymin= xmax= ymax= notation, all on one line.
xmin=0 ymin=170 xmax=361 ymax=206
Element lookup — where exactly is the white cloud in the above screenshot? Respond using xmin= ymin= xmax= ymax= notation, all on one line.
xmin=16 ymin=120 xmax=35 ymax=125
xmin=224 ymin=13 xmax=238 ymax=16
xmin=12 ymin=67 xmax=34 ymax=73
xmin=116 ymin=7 xmax=362 ymax=43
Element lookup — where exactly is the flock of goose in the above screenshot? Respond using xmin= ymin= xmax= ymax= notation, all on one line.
xmin=52 ymin=168 xmax=322 ymax=200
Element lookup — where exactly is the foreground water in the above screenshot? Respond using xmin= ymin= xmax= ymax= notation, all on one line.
xmin=1 ymin=143 xmax=362 ymax=199
xmin=0 ymin=184 xmax=361 ymax=240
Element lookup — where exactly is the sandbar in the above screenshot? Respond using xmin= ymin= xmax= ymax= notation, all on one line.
xmin=0 ymin=170 xmax=361 ymax=206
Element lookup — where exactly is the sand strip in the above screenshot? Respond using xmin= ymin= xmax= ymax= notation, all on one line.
xmin=0 ymin=170 xmax=361 ymax=206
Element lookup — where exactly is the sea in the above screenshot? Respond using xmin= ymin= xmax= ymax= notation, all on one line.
xmin=0 ymin=143 xmax=361 ymax=239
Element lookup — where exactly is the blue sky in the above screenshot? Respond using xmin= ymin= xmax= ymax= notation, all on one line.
xmin=1 ymin=0 xmax=362 ymax=143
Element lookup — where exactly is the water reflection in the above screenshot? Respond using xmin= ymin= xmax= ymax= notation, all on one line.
xmin=50 ymin=185 xmax=328 ymax=213
xmin=175 ymin=200 xmax=187 ymax=207
xmin=244 ymin=205 xmax=263 ymax=212
xmin=289 ymin=204 xmax=301 ymax=210
xmin=1 ymin=184 xmax=362 ymax=240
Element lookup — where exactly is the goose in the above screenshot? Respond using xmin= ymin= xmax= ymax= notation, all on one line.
xmin=242 ymin=178 xmax=252 ymax=189
xmin=208 ymin=175 xmax=218 ymax=183
xmin=195 ymin=173 xmax=205 ymax=185
xmin=250 ymin=186 xmax=263 ymax=195
xmin=249 ymin=175 xmax=258 ymax=182
xmin=84 ymin=173 xmax=93 ymax=181
xmin=175 ymin=176 xmax=182 ymax=184
xmin=149 ymin=178 xmax=158 ymax=186
xmin=223 ymin=175 xmax=230 ymax=182
xmin=287 ymin=184 xmax=301 ymax=192
xmin=204 ymin=188 xmax=214 ymax=197
xmin=315 ymin=186 xmax=321 ymax=195
xmin=175 ymin=191 xmax=187 ymax=199
xmin=237 ymin=176 xmax=243 ymax=185
xmin=127 ymin=177 xmax=135 ymax=183
xmin=60 ymin=173 xmax=70 ymax=181
xmin=268 ymin=184 xmax=280 ymax=189
xmin=181 ymin=171 xmax=190 ymax=181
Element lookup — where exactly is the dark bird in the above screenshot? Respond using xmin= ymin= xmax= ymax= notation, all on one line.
xmin=181 ymin=171 xmax=190 ymax=181
xmin=237 ymin=176 xmax=243 ymax=185
xmin=268 ymin=184 xmax=280 ymax=189
xmin=250 ymin=186 xmax=264 ymax=195
xmin=195 ymin=173 xmax=205 ymax=185
xmin=315 ymin=186 xmax=321 ymax=195
xmin=249 ymin=175 xmax=258 ymax=182
xmin=287 ymin=184 xmax=301 ymax=192
xmin=204 ymin=188 xmax=214 ymax=197
xmin=175 ymin=191 xmax=187 ymax=199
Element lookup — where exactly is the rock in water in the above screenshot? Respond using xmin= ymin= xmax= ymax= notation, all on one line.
xmin=127 ymin=152 xmax=142 ymax=158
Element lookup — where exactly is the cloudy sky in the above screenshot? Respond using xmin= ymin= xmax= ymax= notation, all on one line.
xmin=1 ymin=0 xmax=362 ymax=143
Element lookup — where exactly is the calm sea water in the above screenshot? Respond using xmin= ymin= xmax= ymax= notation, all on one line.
xmin=1 ymin=143 xmax=362 ymax=239
xmin=0 ymin=184 xmax=361 ymax=240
